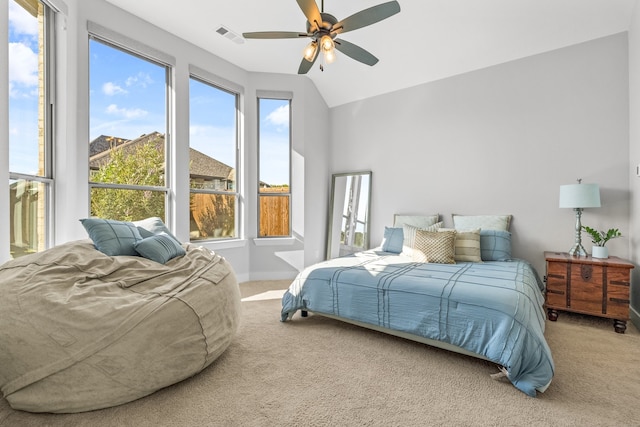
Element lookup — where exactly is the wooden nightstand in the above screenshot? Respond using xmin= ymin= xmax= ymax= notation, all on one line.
xmin=544 ymin=251 xmax=634 ymax=333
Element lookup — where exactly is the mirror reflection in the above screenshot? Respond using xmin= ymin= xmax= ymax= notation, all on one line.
xmin=327 ymin=171 xmax=372 ymax=259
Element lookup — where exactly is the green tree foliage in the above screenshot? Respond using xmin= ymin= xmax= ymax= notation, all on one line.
xmin=90 ymin=141 xmax=165 ymax=221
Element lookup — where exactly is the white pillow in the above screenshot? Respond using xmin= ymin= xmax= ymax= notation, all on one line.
xmin=452 ymin=214 xmax=512 ymax=231
xmin=393 ymin=214 xmax=439 ymax=229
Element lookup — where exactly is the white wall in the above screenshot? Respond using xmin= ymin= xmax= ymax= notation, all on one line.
xmin=330 ymin=33 xmax=630 ymax=276
xmin=0 ymin=0 xmax=330 ymax=280
xmin=628 ymin=2 xmax=640 ymax=328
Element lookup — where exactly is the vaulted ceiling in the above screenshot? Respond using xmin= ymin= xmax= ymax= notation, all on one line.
xmin=103 ymin=0 xmax=637 ymax=107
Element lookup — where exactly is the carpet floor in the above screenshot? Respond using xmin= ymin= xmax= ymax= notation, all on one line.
xmin=1 ymin=279 xmax=639 ymax=426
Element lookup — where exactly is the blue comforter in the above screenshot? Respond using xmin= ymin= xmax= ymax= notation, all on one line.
xmin=281 ymin=250 xmax=554 ymax=396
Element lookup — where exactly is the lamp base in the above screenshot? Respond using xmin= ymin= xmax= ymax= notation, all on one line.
xmin=568 ymin=207 xmax=587 ymax=256
xmin=568 ymin=242 xmax=587 ymax=257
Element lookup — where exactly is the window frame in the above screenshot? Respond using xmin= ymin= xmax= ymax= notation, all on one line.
xmin=8 ymin=0 xmax=56 ymax=256
xmin=188 ymin=73 xmax=241 ymax=242
xmin=257 ymin=94 xmax=292 ymax=239
xmin=86 ymin=31 xmax=173 ymax=224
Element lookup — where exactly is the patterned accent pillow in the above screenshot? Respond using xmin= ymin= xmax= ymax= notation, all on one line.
xmin=440 ymin=228 xmax=482 ymax=262
xmin=412 ymin=229 xmax=456 ymax=264
xmin=134 ymin=232 xmax=186 ymax=264
xmin=480 ymin=230 xmax=512 ymax=261
xmin=452 ymin=214 xmax=512 ymax=231
xmin=402 ymin=222 xmax=443 ymax=257
xmin=381 ymin=227 xmax=404 ymax=253
xmin=80 ymin=218 xmax=143 ymax=256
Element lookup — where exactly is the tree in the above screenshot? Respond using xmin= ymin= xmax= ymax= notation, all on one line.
xmin=90 ymin=140 xmax=165 ymax=221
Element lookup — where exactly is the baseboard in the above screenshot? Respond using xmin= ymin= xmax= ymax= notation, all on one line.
xmin=630 ymin=305 xmax=640 ymax=330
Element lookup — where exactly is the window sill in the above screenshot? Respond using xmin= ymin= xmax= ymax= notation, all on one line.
xmin=253 ymin=237 xmax=296 ymax=247
xmin=193 ymin=238 xmax=248 ymax=250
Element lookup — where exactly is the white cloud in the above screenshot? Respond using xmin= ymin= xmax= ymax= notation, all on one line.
xmin=266 ymin=105 xmax=290 ymax=127
xmin=9 ymin=1 xmax=38 ymax=36
xmin=8 ymin=42 xmax=38 ymax=91
xmin=102 ymin=82 xmax=127 ymax=96
xmin=126 ymin=72 xmax=154 ymax=88
xmin=106 ymin=104 xmax=148 ymax=119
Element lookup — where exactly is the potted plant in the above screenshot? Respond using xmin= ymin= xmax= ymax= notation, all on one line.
xmin=581 ymin=226 xmax=622 ymax=258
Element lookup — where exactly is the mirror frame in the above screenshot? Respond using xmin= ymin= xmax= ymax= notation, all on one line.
xmin=326 ymin=171 xmax=372 ymax=259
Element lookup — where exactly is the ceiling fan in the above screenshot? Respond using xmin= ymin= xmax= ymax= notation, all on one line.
xmin=242 ymin=0 xmax=401 ymax=74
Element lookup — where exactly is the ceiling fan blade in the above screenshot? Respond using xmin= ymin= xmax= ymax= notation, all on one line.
xmin=298 ymin=49 xmax=319 ymax=74
xmin=296 ymin=0 xmax=323 ymax=32
xmin=332 ymin=1 xmax=401 ymax=35
xmin=243 ymin=31 xmax=308 ymax=39
xmin=334 ymin=39 xmax=379 ymax=66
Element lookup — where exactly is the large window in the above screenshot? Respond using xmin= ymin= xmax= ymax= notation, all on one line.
xmin=8 ymin=0 xmax=54 ymax=258
xmin=88 ymin=37 xmax=169 ymax=222
xmin=188 ymin=76 xmax=239 ymax=240
xmin=258 ymin=97 xmax=291 ymax=237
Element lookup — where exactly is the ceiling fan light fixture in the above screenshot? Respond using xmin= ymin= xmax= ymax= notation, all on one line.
xmin=323 ymin=47 xmax=336 ymax=64
xmin=243 ymin=0 xmax=401 ymax=74
xmin=303 ymin=41 xmax=318 ymax=62
xmin=320 ymin=35 xmax=334 ymax=53
xmin=320 ymin=35 xmax=336 ymax=64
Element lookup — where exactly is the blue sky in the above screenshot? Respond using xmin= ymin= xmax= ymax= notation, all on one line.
xmin=8 ymin=0 xmax=40 ymax=176
xmin=89 ymin=39 xmax=290 ymax=186
xmin=9 ymin=0 xmax=289 ymax=186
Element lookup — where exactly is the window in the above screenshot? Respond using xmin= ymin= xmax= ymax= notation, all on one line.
xmin=88 ymin=37 xmax=169 ymax=222
xmin=188 ymin=76 xmax=239 ymax=240
xmin=8 ymin=0 xmax=54 ymax=258
xmin=257 ymin=97 xmax=291 ymax=237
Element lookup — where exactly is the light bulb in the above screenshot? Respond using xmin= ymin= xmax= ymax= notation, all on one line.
xmin=320 ymin=35 xmax=334 ymax=53
xmin=324 ymin=49 xmax=336 ymax=64
xmin=303 ymin=41 xmax=318 ymax=62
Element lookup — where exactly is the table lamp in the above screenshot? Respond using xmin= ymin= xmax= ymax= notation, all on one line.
xmin=559 ymin=179 xmax=601 ymax=256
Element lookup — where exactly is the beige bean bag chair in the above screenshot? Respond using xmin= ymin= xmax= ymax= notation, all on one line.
xmin=0 ymin=240 xmax=241 ymax=413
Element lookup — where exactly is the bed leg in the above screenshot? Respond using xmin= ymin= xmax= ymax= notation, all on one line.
xmin=301 ymin=310 xmax=308 ymax=317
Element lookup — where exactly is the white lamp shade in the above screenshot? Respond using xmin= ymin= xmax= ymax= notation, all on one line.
xmin=559 ymin=183 xmax=601 ymax=208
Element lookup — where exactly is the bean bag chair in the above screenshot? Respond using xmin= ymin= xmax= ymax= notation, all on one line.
xmin=0 ymin=239 xmax=241 ymax=413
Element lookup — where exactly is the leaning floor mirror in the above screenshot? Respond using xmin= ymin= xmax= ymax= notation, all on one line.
xmin=326 ymin=171 xmax=372 ymax=259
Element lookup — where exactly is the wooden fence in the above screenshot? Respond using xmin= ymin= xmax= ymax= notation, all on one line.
xmin=259 ymin=187 xmax=290 ymax=237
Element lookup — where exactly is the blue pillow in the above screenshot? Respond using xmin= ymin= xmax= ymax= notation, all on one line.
xmin=133 ymin=217 xmax=180 ymax=242
xmin=134 ymin=232 xmax=186 ymax=264
xmin=80 ymin=218 xmax=143 ymax=256
xmin=381 ymin=227 xmax=404 ymax=253
xmin=480 ymin=230 xmax=512 ymax=261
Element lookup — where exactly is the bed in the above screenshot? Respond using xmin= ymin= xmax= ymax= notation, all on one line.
xmin=0 ymin=218 xmax=241 ymax=413
xmin=281 ymin=214 xmax=554 ymax=397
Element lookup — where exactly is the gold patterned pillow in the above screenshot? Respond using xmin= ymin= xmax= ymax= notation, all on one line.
xmin=402 ymin=222 xmax=443 ymax=257
xmin=412 ymin=230 xmax=456 ymax=264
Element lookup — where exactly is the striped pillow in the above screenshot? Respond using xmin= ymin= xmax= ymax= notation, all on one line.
xmin=439 ymin=228 xmax=482 ymax=262
xmin=134 ymin=232 xmax=186 ymax=264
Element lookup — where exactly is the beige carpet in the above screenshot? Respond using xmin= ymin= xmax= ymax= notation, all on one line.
xmin=1 ymin=280 xmax=639 ymax=426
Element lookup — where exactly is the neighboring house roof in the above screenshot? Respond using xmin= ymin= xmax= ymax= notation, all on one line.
xmin=189 ymin=147 xmax=233 ymax=181
xmin=89 ymin=132 xmax=234 ymax=182
xmin=89 ymin=135 xmax=130 ymax=157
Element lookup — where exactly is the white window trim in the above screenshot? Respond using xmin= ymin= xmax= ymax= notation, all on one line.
xmin=87 ymin=21 xmax=175 ymax=67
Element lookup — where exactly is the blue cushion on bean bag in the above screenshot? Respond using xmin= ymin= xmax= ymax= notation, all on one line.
xmin=80 ymin=218 xmax=142 ymax=256
xmin=134 ymin=232 xmax=186 ymax=264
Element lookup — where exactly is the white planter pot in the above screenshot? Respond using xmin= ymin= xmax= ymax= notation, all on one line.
xmin=591 ymin=246 xmax=609 ymax=259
